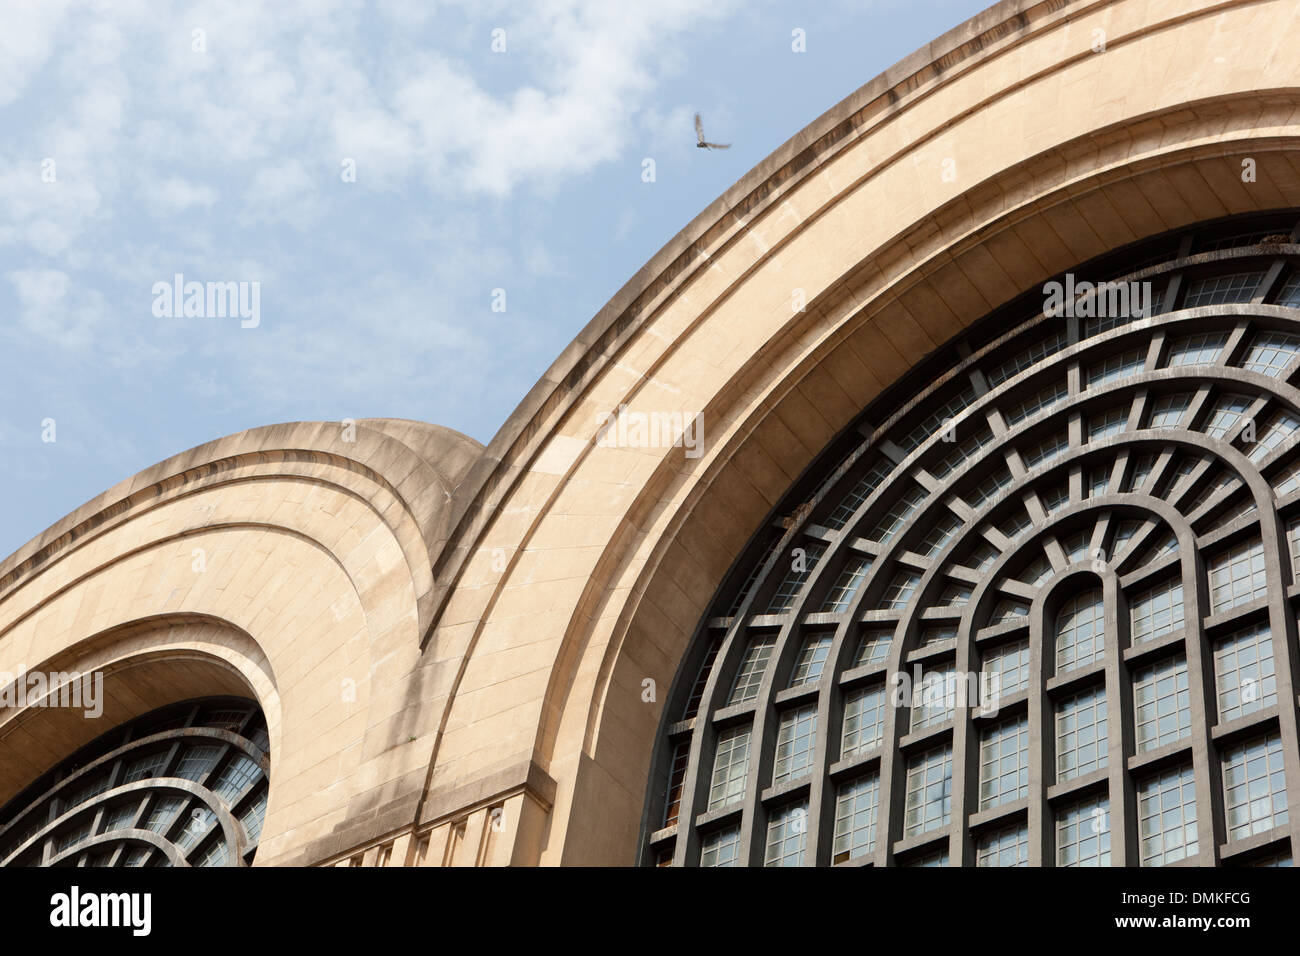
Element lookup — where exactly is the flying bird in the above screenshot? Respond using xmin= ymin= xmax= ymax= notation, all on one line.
xmin=694 ymin=112 xmax=731 ymax=150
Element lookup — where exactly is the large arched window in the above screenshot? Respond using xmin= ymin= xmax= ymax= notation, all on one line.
xmin=643 ymin=210 xmax=1300 ymax=867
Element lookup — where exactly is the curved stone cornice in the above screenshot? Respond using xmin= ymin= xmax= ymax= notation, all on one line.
xmin=0 ymin=419 xmax=482 ymax=642
xmin=422 ymin=0 xmax=1176 ymax=621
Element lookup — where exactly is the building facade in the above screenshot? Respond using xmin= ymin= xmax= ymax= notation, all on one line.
xmin=3 ymin=0 xmax=1300 ymax=867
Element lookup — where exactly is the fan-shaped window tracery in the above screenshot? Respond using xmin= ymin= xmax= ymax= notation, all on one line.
xmin=0 ymin=697 xmax=270 ymax=867
xmin=644 ymin=211 xmax=1300 ymax=867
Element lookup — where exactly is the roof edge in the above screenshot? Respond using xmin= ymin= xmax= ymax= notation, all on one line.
xmin=0 ymin=419 xmax=484 ymax=593
xmin=478 ymin=0 xmax=1073 ymax=469
xmin=427 ymin=0 xmax=1093 ymax=619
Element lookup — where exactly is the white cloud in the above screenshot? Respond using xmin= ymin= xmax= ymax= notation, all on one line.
xmin=6 ymin=267 xmax=107 ymax=350
xmin=379 ymin=0 xmax=740 ymax=196
xmin=0 ymin=0 xmax=71 ymax=107
xmin=242 ymin=160 xmax=317 ymax=226
xmin=146 ymin=176 xmax=219 ymax=214
xmin=0 ymin=0 xmax=745 ymax=424
xmin=3 ymin=0 xmax=738 ymax=228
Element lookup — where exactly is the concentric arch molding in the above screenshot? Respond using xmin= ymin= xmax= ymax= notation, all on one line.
xmin=417 ymin=0 xmax=1300 ymax=863
xmin=0 ymin=420 xmax=484 ymax=865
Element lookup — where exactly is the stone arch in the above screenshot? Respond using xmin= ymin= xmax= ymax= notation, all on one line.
xmin=421 ymin=1 xmax=1300 ymax=864
xmin=0 ymin=420 xmax=483 ymax=865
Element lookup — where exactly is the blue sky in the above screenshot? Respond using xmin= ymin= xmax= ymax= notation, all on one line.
xmin=0 ymin=0 xmax=988 ymax=560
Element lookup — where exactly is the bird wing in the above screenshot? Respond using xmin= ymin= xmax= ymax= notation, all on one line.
xmin=706 ymin=142 xmax=731 ymax=150
xmin=694 ymin=112 xmax=705 ymax=142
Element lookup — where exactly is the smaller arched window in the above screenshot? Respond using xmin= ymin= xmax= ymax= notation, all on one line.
xmin=0 ymin=697 xmax=269 ymax=868
xmin=1056 ymin=588 xmax=1105 ymax=673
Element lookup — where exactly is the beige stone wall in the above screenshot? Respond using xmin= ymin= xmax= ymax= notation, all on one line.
xmin=3 ymin=0 xmax=1300 ymax=867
